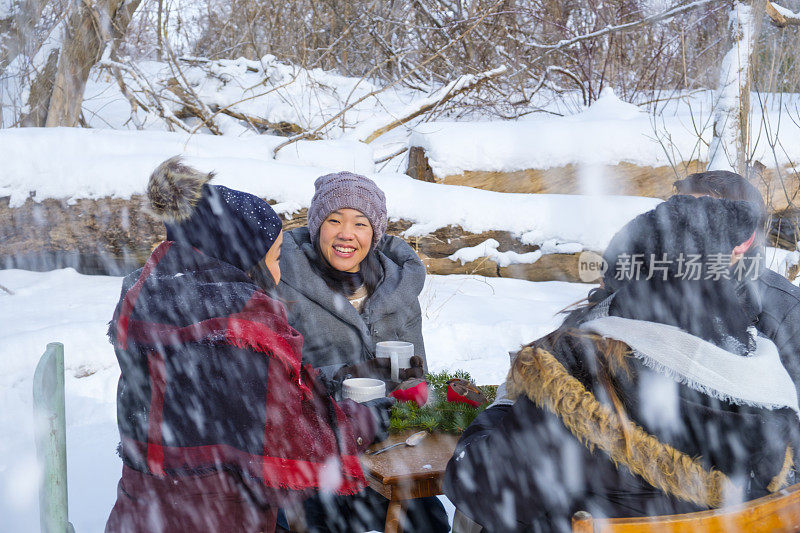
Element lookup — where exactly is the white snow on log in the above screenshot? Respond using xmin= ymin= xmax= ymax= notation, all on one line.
xmin=770 ymin=2 xmax=800 ymax=23
xmin=447 ymin=238 xmax=585 ymax=267
xmin=448 ymin=239 xmax=543 ymax=267
xmin=408 ymin=88 xmax=800 ymax=177
xmin=0 ymin=128 xmax=661 ymax=250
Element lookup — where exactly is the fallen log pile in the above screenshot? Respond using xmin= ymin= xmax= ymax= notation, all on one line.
xmin=0 ymin=196 xmax=587 ymax=282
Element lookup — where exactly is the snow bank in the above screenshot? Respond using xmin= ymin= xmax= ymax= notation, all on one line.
xmin=80 ymin=56 xmax=419 ymax=139
xmin=410 ymin=89 xmax=800 ymax=177
xmin=766 ymin=246 xmax=800 ymax=279
xmin=0 ymin=128 xmax=660 ymax=250
xmin=0 ymin=128 xmax=369 ymax=209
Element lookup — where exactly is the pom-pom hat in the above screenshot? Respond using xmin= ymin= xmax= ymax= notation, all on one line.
xmin=146 ymin=156 xmax=282 ymax=272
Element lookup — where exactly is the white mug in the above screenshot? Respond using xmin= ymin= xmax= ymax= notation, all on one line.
xmin=376 ymin=341 xmax=414 ymax=381
xmin=342 ymin=378 xmax=386 ymax=403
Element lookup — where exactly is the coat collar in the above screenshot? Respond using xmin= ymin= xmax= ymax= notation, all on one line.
xmin=581 ymin=316 xmax=800 ymax=418
xmin=279 ymin=227 xmax=426 ymax=340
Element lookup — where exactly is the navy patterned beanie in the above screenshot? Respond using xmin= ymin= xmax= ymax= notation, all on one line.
xmin=147 ymin=157 xmax=282 ymax=272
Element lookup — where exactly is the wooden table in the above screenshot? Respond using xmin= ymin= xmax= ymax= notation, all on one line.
xmin=361 ymin=430 xmax=459 ymax=533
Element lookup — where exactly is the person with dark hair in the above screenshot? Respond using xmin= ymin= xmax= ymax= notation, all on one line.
xmin=673 ymin=170 xmax=800 ymax=402
xmin=673 ymin=170 xmax=767 ymax=221
xmin=278 ymin=171 xmax=448 ymax=532
xmin=105 ymin=158 xmax=388 ymax=533
xmin=444 ymin=195 xmax=799 ymax=532
xmin=279 ymin=171 xmax=428 ymax=377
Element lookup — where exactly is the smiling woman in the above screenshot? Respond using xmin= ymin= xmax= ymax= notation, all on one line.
xmin=277 ymin=170 xmax=447 ymax=533
xmin=279 ymin=171 xmax=427 ymax=374
xmin=319 ymin=208 xmax=373 ymax=273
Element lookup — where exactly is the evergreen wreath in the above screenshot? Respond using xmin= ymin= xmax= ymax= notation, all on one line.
xmin=389 ymin=370 xmax=498 ymax=434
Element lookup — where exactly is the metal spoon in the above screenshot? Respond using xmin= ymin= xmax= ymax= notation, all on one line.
xmin=366 ymin=431 xmax=427 ymax=456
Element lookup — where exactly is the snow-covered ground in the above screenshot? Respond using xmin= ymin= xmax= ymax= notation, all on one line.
xmin=0 ymin=268 xmax=591 ymax=532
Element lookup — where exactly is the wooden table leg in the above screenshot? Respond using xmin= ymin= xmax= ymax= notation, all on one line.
xmin=385 ymin=500 xmax=406 ymax=533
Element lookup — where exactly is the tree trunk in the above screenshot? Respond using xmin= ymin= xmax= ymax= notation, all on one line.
xmin=156 ymin=0 xmax=163 ymax=61
xmin=43 ymin=0 xmax=141 ymax=127
xmin=21 ymin=47 xmax=59 ymax=126
xmin=708 ymin=0 xmax=767 ymax=174
xmin=0 ymin=0 xmax=46 ymax=72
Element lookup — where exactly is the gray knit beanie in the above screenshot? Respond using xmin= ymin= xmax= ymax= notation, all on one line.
xmin=308 ymin=172 xmax=388 ymax=247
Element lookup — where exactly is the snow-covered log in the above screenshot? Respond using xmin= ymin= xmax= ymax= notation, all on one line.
xmin=766 ymin=2 xmax=800 ymax=26
xmin=0 ymin=195 xmax=588 ymax=283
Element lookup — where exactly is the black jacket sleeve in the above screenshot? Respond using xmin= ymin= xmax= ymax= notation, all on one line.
xmin=443 ymin=399 xmax=580 ymax=533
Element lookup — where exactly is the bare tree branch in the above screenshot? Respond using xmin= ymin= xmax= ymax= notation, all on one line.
xmin=362 ymin=65 xmax=507 ymax=143
xmin=526 ymin=0 xmax=714 ymax=52
xmin=272 ymin=0 xmax=505 ymax=157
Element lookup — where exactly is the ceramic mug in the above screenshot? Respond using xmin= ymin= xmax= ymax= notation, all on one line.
xmin=342 ymin=378 xmax=386 ymax=403
xmin=376 ymin=341 xmax=414 ymax=381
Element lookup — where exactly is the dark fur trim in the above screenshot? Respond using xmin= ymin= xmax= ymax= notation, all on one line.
xmin=507 ymin=345 xmax=742 ymax=508
xmin=146 ymin=156 xmax=215 ymax=222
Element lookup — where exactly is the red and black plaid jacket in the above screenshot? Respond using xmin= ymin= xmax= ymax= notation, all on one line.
xmin=109 ymin=241 xmax=367 ymax=498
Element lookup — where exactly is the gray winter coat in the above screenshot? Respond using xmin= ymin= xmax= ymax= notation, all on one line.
xmin=278 ymin=227 xmax=427 ymax=374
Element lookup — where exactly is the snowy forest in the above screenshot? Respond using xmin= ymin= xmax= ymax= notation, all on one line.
xmin=4 ymin=0 xmax=800 ymax=531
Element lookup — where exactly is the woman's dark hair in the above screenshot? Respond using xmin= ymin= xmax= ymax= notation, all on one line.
xmin=246 ymin=260 xmax=278 ymax=298
xmin=312 ymin=239 xmax=383 ymax=297
xmin=673 ymin=170 xmax=767 ymax=228
xmin=561 ymin=195 xmax=760 ymax=354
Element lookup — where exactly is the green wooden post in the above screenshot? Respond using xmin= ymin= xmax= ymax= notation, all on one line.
xmin=33 ymin=342 xmax=74 ymax=533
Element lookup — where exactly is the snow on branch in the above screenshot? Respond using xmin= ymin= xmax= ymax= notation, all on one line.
xmin=767 ymin=2 xmax=800 ymax=26
xmin=361 ymin=65 xmax=507 ymax=144
xmin=527 ymin=0 xmax=715 ymax=51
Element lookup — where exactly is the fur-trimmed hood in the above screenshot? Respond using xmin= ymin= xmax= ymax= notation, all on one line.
xmin=506 ymin=338 xmax=796 ymax=509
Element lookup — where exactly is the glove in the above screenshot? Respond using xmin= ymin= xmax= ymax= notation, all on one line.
xmin=361 ymin=396 xmax=395 ymax=444
xmin=399 ymin=355 xmax=425 ymax=381
xmin=333 ymin=358 xmax=392 ymax=382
